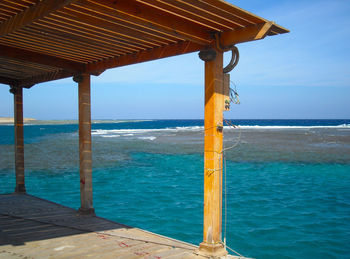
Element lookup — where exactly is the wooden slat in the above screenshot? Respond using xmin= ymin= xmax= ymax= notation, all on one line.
xmin=56 ymin=8 xmax=166 ymax=47
xmin=17 ymin=69 xmax=74 ymax=87
xmin=43 ymin=14 xmax=153 ymax=50
xmin=0 ymin=3 xmax=21 ymax=15
xmin=0 ymin=44 xmax=85 ymax=72
xmin=0 ymin=1 xmax=28 ymax=10
xmin=0 ymin=0 xmax=37 ymax=11
xmin=86 ymin=41 xmax=202 ymax=73
xmin=24 ymin=25 xmax=124 ymax=59
xmin=68 ymin=4 xmax=180 ymax=44
xmin=143 ymin=0 xmax=239 ymax=29
xmin=0 ymin=36 xmax=95 ymax=63
xmin=135 ymin=0 xmax=226 ymax=30
xmin=27 ymin=23 xmax=125 ymax=55
xmin=220 ymin=22 xmax=274 ymax=46
xmin=0 ymin=60 xmax=50 ymax=78
xmin=0 ymin=75 xmax=17 ymax=85
xmin=0 ymin=38 xmax=91 ymax=63
xmin=200 ymin=0 xmax=265 ymax=24
xmin=169 ymin=0 xmax=253 ymax=28
xmin=0 ymin=0 xmax=78 ymax=37
xmin=0 ymin=66 xmax=29 ymax=78
xmin=65 ymin=5 xmax=177 ymax=45
xmin=32 ymin=19 xmax=137 ymax=54
xmin=268 ymin=23 xmax=290 ymax=35
xmin=76 ymin=0 xmax=212 ymax=45
xmin=15 ymin=29 xmax=113 ymax=60
xmin=0 ymin=69 xmax=36 ymax=80
xmin=0 ymin=57 xmax=59 ymax=72
xmin=0 ymin=8 xmax=15 ymax=20
xmin=0 ymin=0 xmax=288 ymax=86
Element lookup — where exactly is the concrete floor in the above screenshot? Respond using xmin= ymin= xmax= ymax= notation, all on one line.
xmin=0 ymin=194 xmax=241 ymax=259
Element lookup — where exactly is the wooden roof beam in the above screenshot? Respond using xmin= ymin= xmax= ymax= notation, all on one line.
xmin=0 ymin=76 xmax=18 ymax=86
xmin=76 ymin=0 xmax=212 ymax=45
xmin=220 ymin=22 xmax=289 ymax=47
xmin=0 ymin=0 xmax=78 ymax=37
xmin=86 ymin=41 xmax=202 ymax=73
xmin=17 ymin=69 xmax=75 ymax=87
xmin=0 ymin=44 xmax=85 ymax=72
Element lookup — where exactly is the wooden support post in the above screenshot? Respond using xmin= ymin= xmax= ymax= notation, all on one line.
xmin=11 ymin=86 xmax=26 ymax=193
xmin=74 ymin=74 xmax=95 ymax=215
xmin=198 ymin=48 xmax=227 ymax=257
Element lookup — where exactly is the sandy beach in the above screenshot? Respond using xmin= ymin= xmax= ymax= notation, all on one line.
xmin=0 ymin=117 xmax=36 ymax=124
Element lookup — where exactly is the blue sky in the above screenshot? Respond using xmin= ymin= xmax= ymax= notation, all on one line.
xmin=1 ymin=0 xmax=349 ymax=119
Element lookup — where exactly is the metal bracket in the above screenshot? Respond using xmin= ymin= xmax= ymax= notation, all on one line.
xmin=198 ymin=48 xmax=217 ymax=62
xmin=216 ymin=124 xmax=223 ymax=132
xmin=73 ymin=74 xmax=84 ymax=83
xmin=9 ymin=85 xmax=20 ymax=95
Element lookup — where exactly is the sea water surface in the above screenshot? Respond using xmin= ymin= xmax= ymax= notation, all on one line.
xmin=0 ymin=119 xmax=350 ymax=259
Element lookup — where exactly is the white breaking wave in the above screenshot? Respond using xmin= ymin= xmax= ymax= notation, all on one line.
xmin=91 ymin=124 xmax=350 ymax=138
xmin=91 ymin=127 xmax=204 ymax=136
xmin=101 ymin=134 xmax=120 ymax=138
xmin=175 ymin=126 xmax=204 ymax=131
xmin=138 ymin=136 xmax=156 ymax=141
xmin=236 ymin=124 xmax=350 ymax=130
xmin=91 ymin=127 xmax=205 ymax=139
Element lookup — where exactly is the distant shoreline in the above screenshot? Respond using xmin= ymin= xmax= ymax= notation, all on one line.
xmin=0 ymin=117 xmax=37 ymax=124
xmin=0 ymin=118 xmax=349 ymax=126
xmin=0 ymin=118 xmax=153 ymax=125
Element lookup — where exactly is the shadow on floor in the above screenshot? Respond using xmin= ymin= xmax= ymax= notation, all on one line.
xmin=0 ymin=193 xmax=130 ymax=246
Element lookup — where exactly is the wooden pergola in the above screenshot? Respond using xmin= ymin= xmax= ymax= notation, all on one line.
xmin=0 ymin=0 xmax=288 ymax=257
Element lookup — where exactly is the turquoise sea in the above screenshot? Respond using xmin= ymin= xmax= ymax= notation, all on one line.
xmin=0 ymin=119 xmax=350 ymax=258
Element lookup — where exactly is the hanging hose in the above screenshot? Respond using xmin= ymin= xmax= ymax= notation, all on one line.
xmin=223 ymin=46 xmax=239 ymax=74
xmin=214 ymin=33 xmax=240 ymax=74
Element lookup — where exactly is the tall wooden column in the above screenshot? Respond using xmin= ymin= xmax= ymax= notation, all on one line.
xmin=11 ymin=86 xmax=26 ymax=193
xmin=198 ymin=48 xmax=227 ymax=257
xmin=74 ymin=74 xmax=94 ymax=215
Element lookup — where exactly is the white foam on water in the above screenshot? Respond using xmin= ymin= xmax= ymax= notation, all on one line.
xmin=91 ymin=126 xmax=204 ymax=135
xmin=101 ymin=134 xmax=120 ymax=138
xmin=92 ymin=129 xmax=110 ymax=135
xmin=175 ymin=126 xmax=204 ymax=131
xmin=234 ymin=124 xmax=350 ymax=130
xmin=138 ymin=136 xmax=156 ymax=141
xmin=91 ymin=124 xmax=350 ymax=137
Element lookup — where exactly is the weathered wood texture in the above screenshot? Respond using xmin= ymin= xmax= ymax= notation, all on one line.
xmin=0 ymin=194 xmax=243 ymax=258
xmin=13 ymin=87 xmax=25 ymax=193
xmin=77 ymin=74 xmax=94 ymax=214
xmin=199 ymin=49 xmax=227 ymax=256
xmin=0 ymin=0 xmax=288 ymax=87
